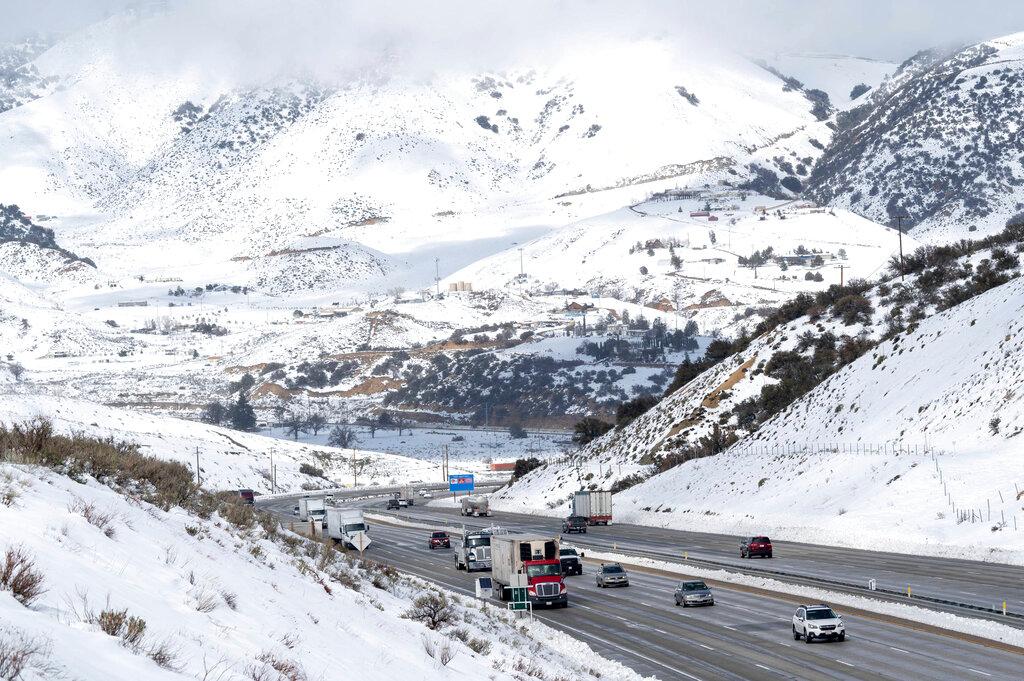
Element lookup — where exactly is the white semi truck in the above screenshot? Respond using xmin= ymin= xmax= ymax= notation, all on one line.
xmin=298 ymin=497 xmax=326 ymax=524
xmin=460 ymin=495 xmax=491 ymax=517
xmin=490 ymin=534 xmax=567 ymax=608
xmin=326 ymin=508 xmax=371 ymax=551
xmin=571 ymin=490 xmax=613 ymax=525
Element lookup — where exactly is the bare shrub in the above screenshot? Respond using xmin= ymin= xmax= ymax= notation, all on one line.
xmin=98 ymin=608 xmax=128 ymax=636
xmin=220 ymin=590 xmax=238 ymax=610
xmin=0 ymin=419 xmax=195 ymax=509
xmin=403 ymin=591 xmax=454 ymax=630
xmin=188 ymin=585 xmax=219 ymax=613
xmin=146 ymin=639 xmax=181 ymax=671
xmin=0 ymin=547 xmax=46 ymax=606
xmin=467 ymin=637 xmax=491 ymax=655
xmin=122 ymin=616 xmax=147 ymax=650
xmin=438 ymin=642 xmax=456 ymax=666
xmin=0 ymin=628 xmax=53 ymax=680
xmin=68 ymin=498 xmax=119 ymax=538
xmin=246 ymin=652 xmax=306 ymax=681
xmin=421 ymin=634 xmax=436 ymax=659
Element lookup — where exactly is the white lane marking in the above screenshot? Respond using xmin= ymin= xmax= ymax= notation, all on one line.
xmin=699 ymin=644 xmax=714 ymax=651
xmin=546 ymin=619 xmax=706 ymax=681
xmin=967 ymin=670 xmax=992 ymax=677
xmin=779 ymin=643 xmax=791 ymax=648
xmin=721 ymin=625 xmax=738 ymax=631
xmin=836 ymin=660 xmax=855 ymax=667
xmin=889 ymin=646 xmax=911 ymax=654
xmin=755 ymin=664 xmax=773 ymax=672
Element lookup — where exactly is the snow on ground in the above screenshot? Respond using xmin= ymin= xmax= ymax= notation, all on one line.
xmin=493 ymin=245 xmax=1024 ymax=564
xmin=0 ymin=463 xmax=650 ymax=680
xmin=0 ymin=391 xmax=442 ymax=493
xmin=260 ymin=423 xmax=571 ymax=464
xmin=759 ymin=53 xmax=896 ymax=108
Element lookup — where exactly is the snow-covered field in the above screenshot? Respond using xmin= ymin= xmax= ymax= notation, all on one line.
xmin=0 ymin=463 xmax=649 ymax=680
xmin=0 ymin=390 xmax=443 ymax=493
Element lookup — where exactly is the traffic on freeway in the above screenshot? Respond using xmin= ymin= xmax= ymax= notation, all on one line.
xmin=258 ymin=491 xmax=1024 ymax=681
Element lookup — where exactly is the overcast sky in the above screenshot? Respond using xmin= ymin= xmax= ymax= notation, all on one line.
xmin=3 ymin=0 xmax=1024 ymax=62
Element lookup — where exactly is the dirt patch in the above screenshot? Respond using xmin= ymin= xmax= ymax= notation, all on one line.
xmin=702 ymin=355 xmax=756 ymax=409
xmin=252 ymin=383 xmax=292 ymax=400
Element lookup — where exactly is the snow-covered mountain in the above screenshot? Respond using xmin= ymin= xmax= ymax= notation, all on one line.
xmin=808 ymin=33 xmax=1024 ymax=242
xmin=0 ymin=10 xmax=830 ymax=294
xmin=493 ymin=223 xmax=1024 ymax=559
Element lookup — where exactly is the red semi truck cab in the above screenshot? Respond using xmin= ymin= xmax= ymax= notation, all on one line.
xmin=491 ymin=534 xmax=568 ymax=608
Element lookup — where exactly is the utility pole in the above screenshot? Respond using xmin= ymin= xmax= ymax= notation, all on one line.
xmin=518 ymin=248 xmax=524 ymax=277
xmin=195 ymin=448 xmax=201 ymax=488
xmin=895 ymin=215 xmax=908 ymax=281
xmin=840 ymin=264 xmax=844 ymax=287
xmin=270 ymin=452 xmax=274 ymax=494
xmin=434 ymin=257 xmax=440 ymax=296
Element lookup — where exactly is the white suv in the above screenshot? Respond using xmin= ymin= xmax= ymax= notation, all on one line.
xmin=792 ymin=604 xmax=846 ymax=643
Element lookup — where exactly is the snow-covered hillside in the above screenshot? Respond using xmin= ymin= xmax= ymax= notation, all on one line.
xmin=759 ymin=53 xmax=896 ymax=108
xmin=612 ymin=274 xmax=1024 ymax=561
xmin=0 ymin=391 xmax=442 ymax=492
xmin=493 ymin=226 xmax=1024 ymax=560
xmin=809 ymin=32 xmax=1024 ymax=241
xmin=0 ymin=462 xmax=646 ymax=680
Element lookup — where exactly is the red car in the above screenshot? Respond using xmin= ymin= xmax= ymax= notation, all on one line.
xmin=428 ymin=531 xmax=451 ymax=549
xmin=741 ymin=536 xmax=773 ymax=559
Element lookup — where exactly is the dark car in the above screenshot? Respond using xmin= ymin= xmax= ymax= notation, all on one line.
xmin=562 ymin=515 xmax=588 ymax=534
xmin=674 ymin=580 xmax=714 ymax=607
xmin=559 ymin=547 xmax=583 ymax=576
xmin=741 ymin=536 xmax=773 ymax=559
xmin=428 ymin=531 xmax=451 ymax=549
xmin=386 ymin=498 xmax=400 ymax=510
xmin=237 ymin=489 xmax=255 ymax=506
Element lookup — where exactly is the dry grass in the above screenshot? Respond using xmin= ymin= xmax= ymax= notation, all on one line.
xmin=0 ymin=628 xmax=54 ymax=680
xmin=0 ymin=419 xmax=195 ymax=509
xmin=245 ymin=652 xmax=307 ymax=681
xmin=67 ymin=498 xmax=118 ymax=538
xmin=0 ymin=547 xmax=46 ymax=607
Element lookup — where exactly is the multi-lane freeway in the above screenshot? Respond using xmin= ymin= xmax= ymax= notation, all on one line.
xmin=259 ymin=491 xmax=1024 ymax=681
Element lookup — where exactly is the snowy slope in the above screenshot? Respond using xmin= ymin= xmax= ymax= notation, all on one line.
xmin=759 ymin=53 xmax=896 ymax=108
xmin=0 ymin=392 xmax=441 ymax=492
xmin=493 ymin=231 xmax=1024 ymax=560
xmin=809 ymin=32 xmax=1024 ymax=241
xmin=0 ymin=10 xmax=824 ymax=294
xmin=0 ymin=463 xmax=647 ymax=681
xmin=611 ymin=275 xmax=1024 ymax=561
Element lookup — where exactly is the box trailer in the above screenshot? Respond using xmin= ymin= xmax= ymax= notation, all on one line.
xmin=490 ymin=534 xmax=566 ymax=608
xmin=325 ymin=508 xmax=371 ymax=551
xmin=571 ymin=490 xmax=612 ymax=525
xmin=298 ymin=497 xmax=326 ymax=523
xmin=400 ymin=485 xmax=415 ymax=506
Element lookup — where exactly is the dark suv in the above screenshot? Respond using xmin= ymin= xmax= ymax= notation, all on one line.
xmin=428 ymin=531 xmax=451 ymax=549
xmin=562 ymin=515 xmax=588 ymax=534
xmin=386 ymin=498 xmax=400 ymax=510
xmin=741 ymin=536 xmax=773 ymax=558
xmin=559 ymin=547 xmax=583 ymax=575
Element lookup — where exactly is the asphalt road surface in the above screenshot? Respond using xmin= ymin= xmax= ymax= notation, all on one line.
xmin=355 ymin=500 xmax=1024 ymax=622
xmin=259 ymin=494 xmax=1024 ymax=681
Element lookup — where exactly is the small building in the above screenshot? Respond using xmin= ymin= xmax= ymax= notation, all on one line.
xmin=689 ymin=210 xmax=710 ymax=218
xmin=565 ymin=301 xmax=594 ymax=315
xmin=490 ymin=462 xmax=517 ymax=472
xmin=448 ymin=281 xmax=473 ymax=292
xmin=707 ymin=215 xmax=719 ymax=222
xmin=117 ymin=300 xmax=148 ymax=307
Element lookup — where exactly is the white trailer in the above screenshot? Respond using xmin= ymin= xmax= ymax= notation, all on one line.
xmin=401 ymin=485 xmax=415 ymax=506
xmin=326 ymin=508 xmax=371 ymax=551
xmin=571 ymin=490 xmax=612 ymax=525
xmin=298 ymin=497 xmax=326 ymax=522
xmin=461 ymin=495 xmax=491 ymax=517
xmin=490 ymin=534 xmax=566 ymax=607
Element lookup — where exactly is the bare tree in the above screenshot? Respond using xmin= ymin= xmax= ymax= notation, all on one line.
xmin=327 ymin=425 xmax=359 ymax=449
xmin=348 ymin=454 xmax=373 ymax=487
xmin=393 ymin=413 xmax=410 ymax=437
xmin=357 ymin=416 xmax=378 ymax=438
xmin=306 ymin=413 xmax=328 ymax=436
xmin=281 ymin=411 xmax=307 ymax=441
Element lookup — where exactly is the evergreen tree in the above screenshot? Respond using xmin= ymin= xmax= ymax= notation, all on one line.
xmin=228 ymin=392 xmax=257 ymax=431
